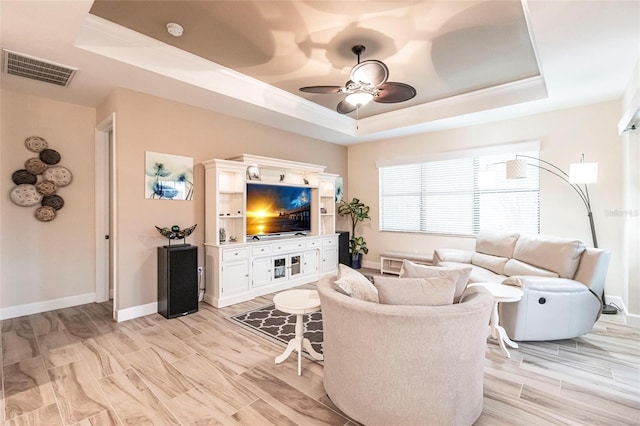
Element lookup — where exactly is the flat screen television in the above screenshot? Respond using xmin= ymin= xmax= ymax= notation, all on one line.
xmin=246 ymin=183 xmax=312 ymax=239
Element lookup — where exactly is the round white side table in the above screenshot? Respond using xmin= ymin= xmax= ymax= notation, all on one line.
xmin=469 ymin=282 xmax=524 ymax=358
xmin=273 ymin=289 xmax=324 ymax=375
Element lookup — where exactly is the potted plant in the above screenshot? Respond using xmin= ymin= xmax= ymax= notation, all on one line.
xmin=338 ymin=197 xmax=371 ymax=269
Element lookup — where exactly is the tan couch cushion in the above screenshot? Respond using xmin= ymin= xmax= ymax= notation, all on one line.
xmin=471 ymin=252 xmax=509 ymax=275
xmin=503 ymin=258 xmax=559 ymax=278
xmin=512 ymin=234 xmax=586 ymax=279
xmin=475 ymin=230 xmax=520 ymax=258
xmin=433 ymin=248 xmax=473 ymax=264
xmin=399 ymin=260 xmax=471 ymax=302
xmin=467 ymin=265 xmax=507 ymax=283
xmin=334 ymin=264 xmax=379 ymax=303
xmin=373 ymin=276 xmax=455 ymax=306
xmin=436 ymin=261 xmax=506 ymax=283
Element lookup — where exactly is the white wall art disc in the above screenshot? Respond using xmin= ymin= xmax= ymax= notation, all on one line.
xmin=24 ymin=136 xmax=48 ymax=152
xmin=10 ymin=184 xmax=43 ymax=206
xmin=43 ymin=166 xmax=73 ymax=187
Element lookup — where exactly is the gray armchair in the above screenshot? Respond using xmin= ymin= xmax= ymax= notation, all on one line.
xmin=317 ymin=274 xmax=493 ymax=426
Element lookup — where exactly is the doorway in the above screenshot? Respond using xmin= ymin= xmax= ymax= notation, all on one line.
xmin=95 ymin=114 xmax=117 ymax=320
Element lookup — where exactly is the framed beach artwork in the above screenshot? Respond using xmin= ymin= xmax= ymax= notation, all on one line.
xmin=145 ymin=151 xmax=194 ymax=200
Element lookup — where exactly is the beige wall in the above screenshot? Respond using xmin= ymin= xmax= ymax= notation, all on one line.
xmin=2 ymin=85 xmax=628 ymax=319
xmin=620 ymin=59 xmax=640 ymax=320
xmin=347 ymin=100 xmax=626 ymax=303
xmin=97 ymin=88 xmax=348 ymax=311
xmin=1 ymin=89 xmax=96 ymax=310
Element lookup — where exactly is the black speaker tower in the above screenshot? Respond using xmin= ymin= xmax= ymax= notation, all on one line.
xmin=157 ymin=245 xmax=198 ymax=318
xmin=338 ymin=231 xmax=350 ymax=266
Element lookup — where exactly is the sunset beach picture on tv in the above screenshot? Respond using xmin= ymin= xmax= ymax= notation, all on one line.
xmin=246 ymin=183 xmax=312 ymax=237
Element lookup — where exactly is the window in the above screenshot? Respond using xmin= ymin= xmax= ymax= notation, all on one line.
xmin=379 ymin=151 xmax=540 ymax=236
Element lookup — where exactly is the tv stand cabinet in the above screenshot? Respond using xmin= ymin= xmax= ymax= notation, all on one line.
xmin=202 ymin=155 xmax=339 ymax=308
xmin=204 ymin=235 xmax=337 ymax=307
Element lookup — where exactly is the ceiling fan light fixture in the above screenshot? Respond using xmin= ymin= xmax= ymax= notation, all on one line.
xmin=299 ymin=45 xmax=415 ymax=114
xmin=345 ymin=91 xmax=374 ymax=107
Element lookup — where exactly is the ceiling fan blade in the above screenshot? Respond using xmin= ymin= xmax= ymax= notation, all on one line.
xmin=337 ymin=100 xmax=357 ymax=114
xmin=299 ymin=86 xmax=342 ymax=94
xmin=350 ymin=60 xmax=389 ymax=86
xmin=374 ymin=82 xmax=417 ymax=103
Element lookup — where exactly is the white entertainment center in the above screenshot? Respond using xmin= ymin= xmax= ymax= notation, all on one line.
xmin=202 ymin=154 xmax=339 ymax=308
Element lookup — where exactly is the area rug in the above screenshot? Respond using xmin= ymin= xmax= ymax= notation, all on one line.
xmin=227 ymin=304 xmax=324 ymax=357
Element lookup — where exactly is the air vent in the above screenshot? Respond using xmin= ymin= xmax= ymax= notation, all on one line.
xmin=2 ymin=49 xmax=77 ymax=87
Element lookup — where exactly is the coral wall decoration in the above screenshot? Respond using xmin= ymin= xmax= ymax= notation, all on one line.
xmin=9 ymin=136 xmax=73 ymax=222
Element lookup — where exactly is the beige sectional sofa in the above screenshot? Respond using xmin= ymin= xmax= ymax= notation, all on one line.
xmin=434 ymin=231 xmax=611 ymax=341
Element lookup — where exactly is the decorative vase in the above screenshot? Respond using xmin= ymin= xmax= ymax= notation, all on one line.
xmin=351 ymin=253 xmax=363 ymax=269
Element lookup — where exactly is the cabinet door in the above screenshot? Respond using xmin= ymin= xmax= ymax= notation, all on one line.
xmin=222 ymin=261 xmax=249 ymax=295
xmin=289 ymin=254 xmax=302 ymax=277
xmin=322 ymin=248 xmax=338 ymax=274
xmin=302 ymin=250 xmax=318 ymax=276
xmin=252 ymin=257 xmax=272 ymax=287
xmin=273 ymin=256 xmax=288 ymax=281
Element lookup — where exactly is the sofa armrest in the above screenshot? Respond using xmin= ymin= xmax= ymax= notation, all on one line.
xmin=573 ymin=248 xmax=610 ymax=297
xmin=433 ymin=248 xmax=473 ymax=265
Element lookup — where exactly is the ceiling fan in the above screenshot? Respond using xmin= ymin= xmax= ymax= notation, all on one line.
xmin=300 ymin=45 xmax=417 ymax=114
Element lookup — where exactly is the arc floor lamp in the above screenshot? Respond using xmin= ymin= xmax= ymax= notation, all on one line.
xmin=501 ymin=154 xmax=616 ymax=314
xmin=505 ymin=154 xmax=598 ymax=247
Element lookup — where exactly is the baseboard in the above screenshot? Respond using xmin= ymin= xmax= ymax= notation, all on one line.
xmin=116 ymin=302 xmax=158 ymax=322
xmin=203 ymin=292 xmax=216 ymax=306
xmin=604 ymin=295 xmax=627 ymax=314
xmin=604 ymin=296 xmax=640 ymax=326
xmin=361 ymin=260 xmax=379 ymax=270
xmin=0 ymin=292 xmax=96 ymax=320
xmin=625 ymin=313 xmax=640 ymax=327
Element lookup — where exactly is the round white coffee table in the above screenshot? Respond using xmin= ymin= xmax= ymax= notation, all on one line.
xmin=273 ymin=289 xmax=324 ymax=375
xmin=469 ymin=282 xmax=524 ymax=358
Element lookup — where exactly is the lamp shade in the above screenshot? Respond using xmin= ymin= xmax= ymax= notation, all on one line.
xmin=506 ymin=159 xmax=528 ymax=179
xmin=569 ymin=162 xmax=598 ymax=184
xmin=345 ymin=92 xmax=374 ymax=106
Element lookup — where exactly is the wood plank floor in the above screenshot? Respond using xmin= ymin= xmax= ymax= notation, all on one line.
xmin=1 ymin=286 xmax=639 ymax=425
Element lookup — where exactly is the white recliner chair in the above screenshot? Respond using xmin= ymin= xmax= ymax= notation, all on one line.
xmin=499 ymin=246 xmax=610 ymax=341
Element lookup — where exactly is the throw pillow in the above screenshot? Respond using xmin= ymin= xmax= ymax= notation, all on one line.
xmin=373 ymin=276 xmax=455 ymax=306
xmin=502 ymin=276 xmax=523 ymax=288
xmin=399 ymin=260 xmax=471 ymax=302
xmin=334 ymin=264 xmax=379 ymax=303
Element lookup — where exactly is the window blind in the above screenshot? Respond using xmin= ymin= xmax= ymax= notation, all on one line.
xmin=379 ymin=151 xmax=540 ymax=236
